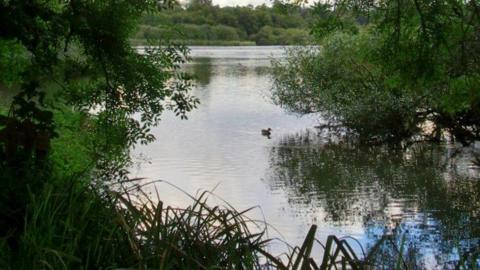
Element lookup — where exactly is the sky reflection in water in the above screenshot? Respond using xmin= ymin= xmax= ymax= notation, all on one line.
xmin=132 ymin=46 xmax=480 ymax=269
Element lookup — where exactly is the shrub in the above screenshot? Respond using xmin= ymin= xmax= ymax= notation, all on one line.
xmin=271 ymin=30 xmax=420 ymax=142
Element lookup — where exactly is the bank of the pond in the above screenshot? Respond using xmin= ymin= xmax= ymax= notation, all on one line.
xmin=0 ymin=94 xmax=440 ymax=269
xmin=0 ymin=105 xmax=382 ymax=269
xmin=1 ymin=90 xmax=479 ymax=268
xmin=131 ymin=38 xmax=257 ymax=46
xmin=0 ymin=105 xmax=265 ymax=268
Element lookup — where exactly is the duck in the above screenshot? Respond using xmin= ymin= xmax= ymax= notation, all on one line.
xmin=261 ymin=128 xmax=272 ymax=137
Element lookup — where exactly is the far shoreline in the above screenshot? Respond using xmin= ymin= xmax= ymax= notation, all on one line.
xmin=130 ymin=39 xmax=312 ymax=47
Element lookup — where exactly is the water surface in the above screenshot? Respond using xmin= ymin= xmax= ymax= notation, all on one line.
xmin=132 ymin=46 xmax=480 ymax=269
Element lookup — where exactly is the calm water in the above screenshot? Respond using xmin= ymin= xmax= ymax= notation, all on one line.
xmin=132 ymin=46 xmax=480 ymax=269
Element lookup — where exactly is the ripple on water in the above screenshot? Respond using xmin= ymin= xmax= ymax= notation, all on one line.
xmin=133 ymin=46 xmax=480 ymax=269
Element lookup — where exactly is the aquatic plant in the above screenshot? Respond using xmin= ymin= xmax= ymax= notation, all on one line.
xmin=1 ymin=179 xmax=267 ymax=269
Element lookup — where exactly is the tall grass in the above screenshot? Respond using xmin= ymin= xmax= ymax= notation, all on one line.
xmin=4 ymin=174 xmax=425 ymax=270
xmin=5 ymin=175 xmax=479 ymax=269
xmin=0 ymin=172 xmax=378 ymax=269
xmin=0 ymin=178 xmax=269 ymax=269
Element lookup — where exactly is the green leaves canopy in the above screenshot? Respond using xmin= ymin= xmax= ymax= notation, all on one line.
xmin=0 ymin=0 xmax=198 ymax=145
xmin=272 ymin=0 xmax=480 ymax=144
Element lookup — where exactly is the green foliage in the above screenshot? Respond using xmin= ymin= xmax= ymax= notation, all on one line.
xmin=0 ymin=1 xmax=199 ymax=266
xmin=272 ymin=31 xmax=420 ymax=142
xmin=49 ymin=108 xmax=95 ymax=178
xmin=136 ymin=3 xmax=314 ymax=45
xmin=135 ymin=24 xmax=243 ymax=42
xmin=0 ymin=40 xmax=29 ymax=86
xmin=272 ymin=0 xmax=480 ymax=144
xmin=187 ymin=0 xmax=213 ymax=9
xmin=0 ymin=180 xmax=268 ymax=269
xmin=253 ymin=26 xmax=311 ymax=45
xmin=0 ymin=0 xmax=198 ymax=152
xmin=2 ymin=104 xmax=271 ymax=268
xmin=0 ymin=173 xmax=406 ymax=270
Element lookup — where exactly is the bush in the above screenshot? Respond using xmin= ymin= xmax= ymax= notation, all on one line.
xmin=252 ymin=26 xmax=311 ymax=45
xmin=133 ymin=4 xmax=314 ymax=46
xmin=135 ymin=24 xmax=244 ymax=43
xmin=272 ymin=30 xmax=420 ymax=142
xmin=272 ymin=0 xmax=480 ymax=144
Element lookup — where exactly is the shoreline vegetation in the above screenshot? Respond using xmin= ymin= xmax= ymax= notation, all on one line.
xmin=131 ymin=1 xmax=314 ymax=46
xmin=270 ymin=2 xmax=480 ymax=146
xmin=130 ymin=38 xmax=257 ymax=46
xmin=1 ymin=0 xmax=479 ymax=269
xmin=0 ymin=97 xmax=415 ymax=268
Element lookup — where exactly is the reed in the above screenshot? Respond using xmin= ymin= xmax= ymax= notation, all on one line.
xmin=0 ymin=177 xmax=435 ymax=269
xmin=1 ymin=179 xmax=269 ymax=269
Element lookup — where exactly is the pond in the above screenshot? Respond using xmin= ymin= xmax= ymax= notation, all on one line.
xmin=132 ymin=46 xmax=480 ymax=269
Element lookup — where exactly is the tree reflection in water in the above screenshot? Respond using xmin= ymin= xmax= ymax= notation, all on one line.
xmin=266 ymin=131 xmax=480 ymax=268
xmin=190 ymin=57 xmax=213 ymax=87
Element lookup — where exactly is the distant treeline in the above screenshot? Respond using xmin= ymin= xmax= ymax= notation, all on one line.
xmin=132 ymin=1 xmax=314 ymax=45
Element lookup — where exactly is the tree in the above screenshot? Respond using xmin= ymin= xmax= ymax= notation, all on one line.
xmin=187 ymin=0 xmax=213 ymax=9
xmin=0 ymin=0 xmax=199 ymax=253
xmin=272 ymin=0 xmax=480 ymax=144
xmin=0 ymin=0 xmax=198 ymax=164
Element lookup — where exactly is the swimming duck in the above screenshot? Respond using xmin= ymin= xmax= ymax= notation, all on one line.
xmin=261 ymin=128 xmax=272 ymax=137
